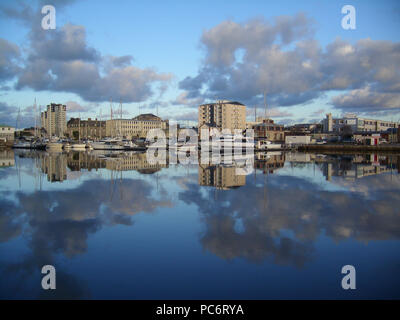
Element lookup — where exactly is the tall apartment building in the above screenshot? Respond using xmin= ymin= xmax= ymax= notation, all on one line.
xmin=106 ymin=113 xmax=168 ymax=139
xmin=322 ymin=113 xmax=399 ymax=133
xmin=198 ymin=100 xmax=246 ymax=131
xmin=41 ymin=103 xmax=67 ymax=137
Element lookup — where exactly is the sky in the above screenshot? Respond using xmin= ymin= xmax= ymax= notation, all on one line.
xmin=0 ymin=0 xmax=399 ymax=128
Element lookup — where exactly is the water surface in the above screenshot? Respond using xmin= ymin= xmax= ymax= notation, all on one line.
xmin=0 ymin=149 xmax=399 ymax=299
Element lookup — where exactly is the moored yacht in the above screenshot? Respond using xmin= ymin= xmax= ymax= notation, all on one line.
xmin=256 ymin=139 xmax=282 ymax=150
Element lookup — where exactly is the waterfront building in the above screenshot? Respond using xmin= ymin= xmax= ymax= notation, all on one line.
xmin=198 ymin=100 xmax=246 ymax=132
xmin=105 ymin=113 xmax=168 ymax=139
xmin=253 ymin=119 xmax=285 ymax=142
xmin=67 ymin=118 xmax=106 ymax=140
xmin=0 ymin=125 xmax=15 ymax=142
xmin=322 ymin=113 xmax=399 ymax=133
xmin=41 ymin=103 xmax=67 ymax=137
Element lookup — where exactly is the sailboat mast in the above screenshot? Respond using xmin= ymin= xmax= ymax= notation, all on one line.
xmin=100 ymin=109 xmax=102 ymax=139
xmin=78 ymin=114 xmax=80 ymax=142
xmin=264 ymin=91 xmax=267 ymax=119
xmin=34 ymin=98 xmax=37 ymax=137
xmin=119 ymin=99 xmax=122 ymax=137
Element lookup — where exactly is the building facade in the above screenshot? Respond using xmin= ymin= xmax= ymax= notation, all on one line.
xmin=0 ymin=125 xmax=15 ymax=141
xmin=41 ymin=103 xmax=67 ymax=137
xmin=198 ymin=100 xmax=246 ymax=131
xmin=322 ymin=113 xmax=399 ymax=133
xmin=106 ymin=114 xmax=168 ymax=139
xmin=66 ymin=118 xmax=106 ymax=140
xmin=253 ymin=119 xmax=285 ymax=141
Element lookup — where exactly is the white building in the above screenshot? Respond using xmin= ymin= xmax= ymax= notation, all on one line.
xmin=323 ymin=113 xmax=398 ymax=133
xmin=0 ymin=125 xmax=15 ymax=141
xmin=285 ymin=135 xmax=311 ymax=145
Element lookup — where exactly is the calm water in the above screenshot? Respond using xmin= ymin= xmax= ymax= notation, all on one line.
xmin=0 ymin=149 xmax=399 ymax=299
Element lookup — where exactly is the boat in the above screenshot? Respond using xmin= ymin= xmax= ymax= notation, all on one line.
xmin=203 ymin=134 xmax=254 ymax=152
xmin=91 ymin=138 xmax=126 ymax=150
xmin=256 ymin=140 xmax=282 ymax=150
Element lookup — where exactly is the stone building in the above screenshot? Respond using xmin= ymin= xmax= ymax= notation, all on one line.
xmin=106 ymin=113 xmax=168 ymax=139
xmin=253 ymin=119 xmax=285 ymax=142
xmin=0 ymin=125 xmax=15 ymax=142
xmin=66 ymin=118 xmax=106 ymax=140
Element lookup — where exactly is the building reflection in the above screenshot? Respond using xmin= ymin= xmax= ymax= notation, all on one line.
xmin=32 ymin=150 xmax=168 ymax=182
xmin=198 ymin=164 xmax=246 ymax=190
xmin=104 ymin=151 xmax=168 ymax=174
xmin=41 ymin=151 xmax=67 ymax=182
xmin=67 ymin=152 xmax=106 ymax=171
xmin=0 ymin=149 xmax=15 ymax=167
xmin=254 ymin=151 xmax=285 ymax=174
xmin=321 ymin=154 xmax=399 ymax=181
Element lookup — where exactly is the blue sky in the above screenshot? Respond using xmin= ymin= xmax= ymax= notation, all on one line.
xmin=0 ymin=0 xmax=399 ymax=127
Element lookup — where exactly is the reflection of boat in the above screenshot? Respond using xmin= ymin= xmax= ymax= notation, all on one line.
xmin=256 ymin=140 xmax=282 ymax=150
xmin=46 ymin=141 xmax=63 ymax=151
xmin=13 ymin=140 xmax=32 ymax=149
xmin=208 ymin=152 xmax=253 ymax=166
xmin=255 ymin=151 xmax=282 ymax=161
xmin=71 ymin=143 xmax=86 ymax=150
xmin=169 ymin=141 xmax=198 ymax=152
